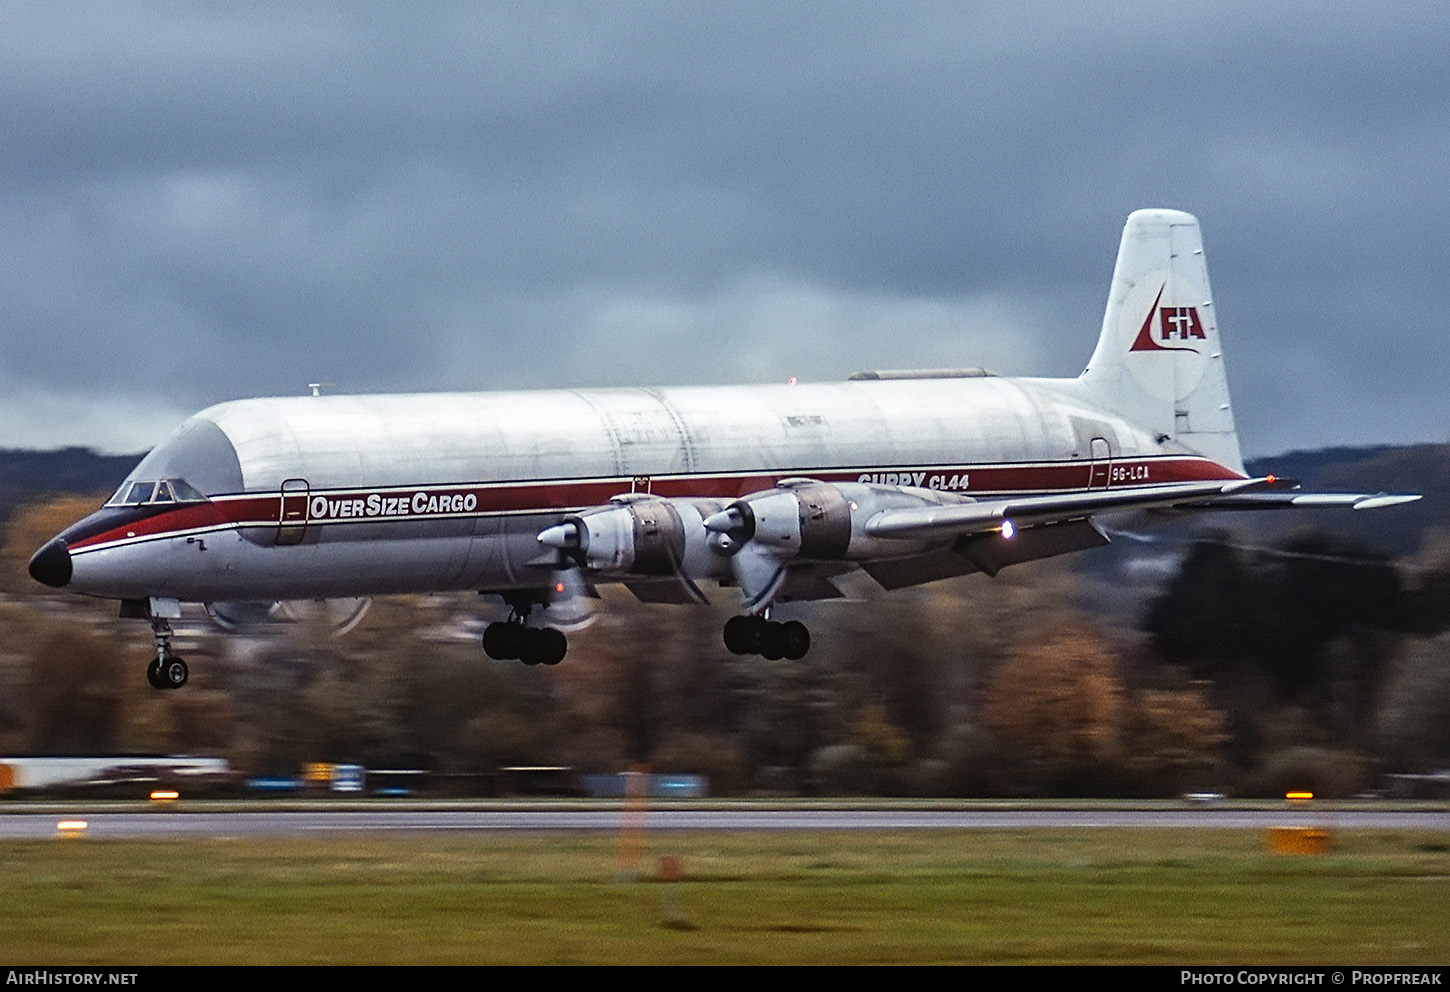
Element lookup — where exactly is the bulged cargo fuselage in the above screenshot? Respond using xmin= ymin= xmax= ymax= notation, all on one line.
xmin=34 ymin=372 xmax=1236 ymax=603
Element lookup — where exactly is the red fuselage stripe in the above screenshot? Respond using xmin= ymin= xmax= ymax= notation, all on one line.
xmin=67 ymin=456 xmax=1243 ymax=551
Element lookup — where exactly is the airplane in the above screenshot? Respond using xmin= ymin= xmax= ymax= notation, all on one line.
xmin=27 ymin=209 xmax=1420 ymax=689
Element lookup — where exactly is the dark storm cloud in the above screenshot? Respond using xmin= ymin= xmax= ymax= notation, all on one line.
xmin=0 ymin=2 xmax=1446 ymax=455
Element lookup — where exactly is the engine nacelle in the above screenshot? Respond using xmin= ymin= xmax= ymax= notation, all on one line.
xmin=537 ymin=495 xmax=729 ymax=579
xmin=705 ymin=479 xmax=972 ymax=561
xmin=537 ymin=481 xmax=972 ymax=586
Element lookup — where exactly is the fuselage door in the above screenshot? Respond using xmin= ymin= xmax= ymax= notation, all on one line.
xmin=278 ymin=479 xmax=310 ymax=546
xmin=1089 ymin=438 xmax=1112 ymax=490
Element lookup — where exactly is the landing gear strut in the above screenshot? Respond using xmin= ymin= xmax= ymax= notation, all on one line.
xmin=146 ymin=616 xmax=189 ymax=690
xmin=723 ymin=614 xmax=810 ymax=660
xmin=482 ymin=593 xmax=568 ymax=666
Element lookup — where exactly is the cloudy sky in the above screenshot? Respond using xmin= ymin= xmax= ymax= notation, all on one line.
xmin=1 ymin=2 xmax=1445 ymax=457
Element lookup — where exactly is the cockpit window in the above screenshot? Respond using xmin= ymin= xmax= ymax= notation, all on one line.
xmin=122 ymin=482 xmax=155 ymax=505
xmin=106 ymin=478 xmax=209 ymax=507
xmin=169 ymin=479 xmax=207 ymax=502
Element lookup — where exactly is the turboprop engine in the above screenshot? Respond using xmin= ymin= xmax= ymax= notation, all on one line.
xmin=537 ymin=480 xmax=973 ymax=607
xmin=534 ymin=480 xmax=979 ymax=661
xmin=536 ymin=494 xmax=731 ymax=580
xmin=700 ymin=479 xmax=975 ymax=614
xmin=702 ymin=479 xmax=971 ymax=562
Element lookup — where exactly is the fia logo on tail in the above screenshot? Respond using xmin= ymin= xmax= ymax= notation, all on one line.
xmin=1129 ymin=284 xmax=1205 ymax=353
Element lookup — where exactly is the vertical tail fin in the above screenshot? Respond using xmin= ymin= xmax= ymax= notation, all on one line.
xmin=1080 ymin=209 xmax=1245 ymax=476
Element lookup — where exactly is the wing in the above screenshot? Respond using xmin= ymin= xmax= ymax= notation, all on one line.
xmin=862 ymin=477 xmax=1420 ymax=541
xmin=537 ymin=476 xmax=1421 ymax=604
xmin=848 ymin=477 xmax=1419 ymax=589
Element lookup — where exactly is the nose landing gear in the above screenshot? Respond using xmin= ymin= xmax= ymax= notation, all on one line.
xmin=145 ymin=615 xmax=189 ymax=690
xmin=146 ymin=653 xmax=189 ymax=690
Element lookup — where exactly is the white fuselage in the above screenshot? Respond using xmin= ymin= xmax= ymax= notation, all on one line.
xmin=52 ymin=373 xmax=1232 ymax=604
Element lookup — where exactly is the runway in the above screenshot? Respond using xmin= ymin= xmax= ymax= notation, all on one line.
xmin=0 ymin=806 xmax=1445 ymax=839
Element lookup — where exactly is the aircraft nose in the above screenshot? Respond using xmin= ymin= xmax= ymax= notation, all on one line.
xmin=28 ymin=537 xmax=72 ymax=588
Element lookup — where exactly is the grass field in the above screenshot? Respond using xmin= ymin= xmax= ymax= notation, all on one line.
xmin=0 ymin=828 xmax=1446 ymax=964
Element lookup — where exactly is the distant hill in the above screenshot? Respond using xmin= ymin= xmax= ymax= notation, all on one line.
xmin=1064 ymin=443 xmax=1448 ymax=624
xmin=1246 ymin=443 xmax=1450 ymax=556
xmin=0 ymin=448 xmax=143 ymax=523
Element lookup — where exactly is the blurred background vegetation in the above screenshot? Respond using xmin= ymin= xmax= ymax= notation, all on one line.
xmin=2 ymin=443 xmax=1448 ymax=797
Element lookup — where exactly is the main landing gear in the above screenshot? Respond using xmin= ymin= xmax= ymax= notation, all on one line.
xmin=482 ymin=593 xmax=568 ymax=666
xmin=483 ymin=622 xmax=567 ymax=665
xmin=145 ymin=616 xmax=189 ymax=690
xmin=723 ymin=614 xmax=810 ymax=660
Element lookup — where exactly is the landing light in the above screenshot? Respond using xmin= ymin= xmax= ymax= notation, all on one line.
xmin=1001 ymin=519 xmax=1016 ymax=540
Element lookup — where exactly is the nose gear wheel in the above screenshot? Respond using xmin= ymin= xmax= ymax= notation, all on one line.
xmin=144 ymin=615 xmax=189 ymax=690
